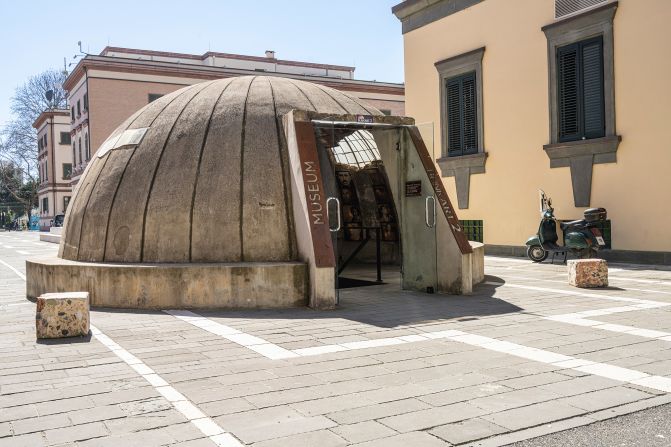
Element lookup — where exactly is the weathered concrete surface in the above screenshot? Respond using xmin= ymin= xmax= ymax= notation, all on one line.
xmin=470 ymin=241 xmax=485 ymax=285
xmin=27 ymin=257 xmax=308 ymax=309
xmin=60 ymin=76 xmax=382 ymax=264
xmin=36 ymin=292 xmax=89 ymax=338
xmin=40 ymin=223 xmax=64 ymax=244
xmin=568 ymin=259 xmax=608 ymax=288
xmin=39 ymin=232 xmax=61 ymax=244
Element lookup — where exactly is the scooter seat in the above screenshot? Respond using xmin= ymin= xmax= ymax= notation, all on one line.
xmin=560 ymin=219 xmax=586 ymax=231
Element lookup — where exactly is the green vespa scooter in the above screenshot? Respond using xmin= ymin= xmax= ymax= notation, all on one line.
xmin=526 ymin=190 xmax=607 ymax=263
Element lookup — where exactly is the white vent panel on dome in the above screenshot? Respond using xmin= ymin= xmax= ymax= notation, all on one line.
xmin=555 ymin=0 xmax=608 ymax=19
xmin=97 ymin=128 xmax=149 ymax=158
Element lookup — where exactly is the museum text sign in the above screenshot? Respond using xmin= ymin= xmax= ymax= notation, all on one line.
xmin=303 ymin=161 xmax=323 ymax=225
xmin=294 ymin=121 xmax=336 ymax=268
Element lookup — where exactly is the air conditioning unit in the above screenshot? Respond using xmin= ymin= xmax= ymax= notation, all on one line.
xmin=555 ymin=0 xmax=608 ymax=19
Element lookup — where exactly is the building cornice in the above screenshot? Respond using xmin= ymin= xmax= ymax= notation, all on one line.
xmin=32 ymin=109 xmax=70 ymax=130
xmin=64 ymin=56 xmax=404 ymax=96
xmin=392 ymin=0 xmax=484 ymax=34
xmin=100 ymin=46 xmax=356 ymax=72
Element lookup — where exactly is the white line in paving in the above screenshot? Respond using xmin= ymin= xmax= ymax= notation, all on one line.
xmin=484 ymin=281 xmax=667 ymax=307
xmin=168 ymin=310 xmax=671 ymax=394
xmin=0 ymin=259 xmax=26 ymax=280
xmin=487 ymin=257 xmax=535 ymax=264
xmin=487 ymin=257 xmax=671 ymax=278
xmin=485 ymin=263 xmax=671 ymax=288
xmin=15 ymin=250 xmax=31 ymax=255
xmin=165 ymin=310 xmax=299 ymax=360
xmin=91 ymin=324 xmax=244 ymax=447
xmin=6 ymin=246 xmax=670 ymax=427
xmin=430 ymin=330 xmax=671 ymax=392
xmin=489 ymin=279 xmax=671 ymax=342
xmin=0 ymin=254 xmax=245 ymax=447
xmin=549 ymin=271 xmax=671 ymax=287
xmin=545 ymin=309 xmax=671 ymax=341
xmin=293 ymin=345 xmax=349 ymax=356
xmin=0 ymin=300 xmax=31 ymax=307
xmin=609 ymin=276 xmax=671 ymax=287
xmin=485 ymin=270 xmax=671 ymax=295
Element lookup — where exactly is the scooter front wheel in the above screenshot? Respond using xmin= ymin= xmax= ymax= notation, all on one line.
xmin=527 ymin=245 xmax=548 ymax=263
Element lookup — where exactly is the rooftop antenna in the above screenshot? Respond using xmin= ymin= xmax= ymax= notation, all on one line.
xmin=68 ymin=40 xmax=90 ymax=68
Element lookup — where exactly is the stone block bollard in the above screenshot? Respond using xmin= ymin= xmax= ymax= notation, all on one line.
xmin=36 ymin=292 xmax=90 ymax=339
xmin=568 ymin=259 xmax=608 ymax=288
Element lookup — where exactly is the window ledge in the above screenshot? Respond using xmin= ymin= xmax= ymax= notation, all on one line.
xmin=436 ymin=152 xmax=487 ymax=210
xmin=543 ymin=135 xmax=621 ymax=167
xmin=436 ymin=151 xmax=488 ymax=173
xmin=543 ymin=135 xmax=620 ymax=207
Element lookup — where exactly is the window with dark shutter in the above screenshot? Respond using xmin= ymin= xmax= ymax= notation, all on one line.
xmin=446 ymin=72 xmax=478 ymax=156
xmin=557 ymin=37 xmax=605 ymax=142
xmin=558 ymin=45 xmax=579 ymax=141
xmin=582 ymin=39 xmax=605 ymax=138
xmin=447 ymin=80 xmax=462 ymax=154
xmin=60 ymin=132 xmax=71 ymax=145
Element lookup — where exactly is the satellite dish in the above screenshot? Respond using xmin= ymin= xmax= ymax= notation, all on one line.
xmin=45 ymin=90 xmax=54 ymax=102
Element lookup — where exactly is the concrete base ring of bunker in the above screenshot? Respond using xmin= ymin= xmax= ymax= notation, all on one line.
xmin=26 ymin=257 xmax=308 ymax=309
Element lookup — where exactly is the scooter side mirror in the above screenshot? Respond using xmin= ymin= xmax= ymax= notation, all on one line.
xmin=539 ymin=190 xmax=547 ymax=214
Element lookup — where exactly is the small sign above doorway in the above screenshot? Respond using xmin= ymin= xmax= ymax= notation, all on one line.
xmin=405 ymin=181 xmax=422 ymax=197
xmin=356 ymin=115 xmax=374 ymax=124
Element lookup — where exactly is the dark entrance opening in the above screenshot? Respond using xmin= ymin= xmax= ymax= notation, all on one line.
xmin=313 ymin=124 xmax=402 ymax=291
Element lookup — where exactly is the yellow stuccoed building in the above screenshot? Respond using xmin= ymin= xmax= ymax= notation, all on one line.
xmin=393 ymin=0 xmax=671 ymax=264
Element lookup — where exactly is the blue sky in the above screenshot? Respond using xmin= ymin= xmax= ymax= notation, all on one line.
xmin=0 ymin=0 xmax=404 ymax=126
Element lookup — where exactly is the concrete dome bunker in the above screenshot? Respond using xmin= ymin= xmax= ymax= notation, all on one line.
xmin=26 ymin=76 xmax=484 ymax=309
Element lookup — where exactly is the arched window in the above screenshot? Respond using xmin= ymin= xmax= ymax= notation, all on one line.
xmin=78 ymin=137 xmax=82 ymax=165
xmin=84 ymin=133 xmax=90 ymax=160
xmin=72 ymin=143 xmax=77 ymax=165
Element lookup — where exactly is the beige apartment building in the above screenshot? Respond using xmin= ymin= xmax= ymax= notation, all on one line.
xmin=393 ymin=0 xmax=671 ymax=264
xmin=33 ymin=109 xmax=73 ymax=230
xmin=63 ymin=47 xmax=405 ymax=185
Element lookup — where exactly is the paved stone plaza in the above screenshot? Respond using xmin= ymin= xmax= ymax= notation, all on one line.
xmin=1 ymin=232 xmax=671 ymax=446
